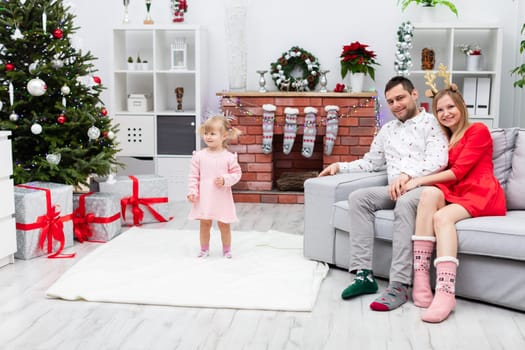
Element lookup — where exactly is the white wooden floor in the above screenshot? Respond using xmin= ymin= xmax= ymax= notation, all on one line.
xmin=0 ymin=201 xmax=524 ymax=350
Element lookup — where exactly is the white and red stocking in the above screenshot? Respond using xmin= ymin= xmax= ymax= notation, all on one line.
xmin=283 ymin=107 xmax=299 ymax=155
xmin=301 ymin=107 xmax=317 ymax=158
xmin=261 ymin=104 xmax=276 ymax=154
xmin=324 ymin=105 xmax=340 ymax=156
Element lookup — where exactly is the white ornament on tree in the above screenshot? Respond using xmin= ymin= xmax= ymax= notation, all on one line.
xmin=46 ymin=153 xmax=61 ymax=165
xmin=52 ymin=59 xmax=64 ymax=69
xmin=87 ymin=125 xmax=101 ymax=140
xmin=9 ymin=112 xmax=19 ymax=121
xmin=27 ymin=78 xmax=47 ymax=96
xmin=31 ymin=123 xmax=43 ymax=135
xmin=107 ymin=131 xmax=115 ymax=140
xmin=61 ymin=84 xmax=70 ymax=95
xmin=28 ymin=61 xmax=39 ymax=74
xmin=11 ymin=27 xmax=24 ymax=40
xmin=0 ymin=101 xmax=2 ymax=110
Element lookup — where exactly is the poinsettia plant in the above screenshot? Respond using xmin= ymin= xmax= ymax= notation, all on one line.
xmin=340 ymin=41 xmax=379 ymax=80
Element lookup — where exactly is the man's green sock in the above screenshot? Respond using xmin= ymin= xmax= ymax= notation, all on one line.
xmin=341 ymin=269 xmax=378 ymax=300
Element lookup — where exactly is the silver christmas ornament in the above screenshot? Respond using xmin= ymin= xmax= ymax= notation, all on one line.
xmin=46 ymin=153 xmax=61 ymax=165
xmin=31 ymin=123 xmax=43 ymax=134
xmin=9 ymin=112 xmax=19 ymax=121
xmin=61 ymin=84 xmax=71 ymax=95
xmin=106 ymin=131 xmax=115 ymax=140
xmin=87 ymin=125 xmax=101 ymax=140
xmin=28 ymin=61 xmax=39 ymax=74
xmin=27 ymin=78 xmax=47 ymax=96
xmin=51 ymin=59 xmax=64 ymax=69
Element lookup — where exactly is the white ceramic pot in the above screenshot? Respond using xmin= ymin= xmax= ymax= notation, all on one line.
xmin=349 ymin=72 xmax=365 ymax=93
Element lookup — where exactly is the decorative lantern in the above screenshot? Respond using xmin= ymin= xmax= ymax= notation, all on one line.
xmin=170 ymin=38 xmax=187 ymax=70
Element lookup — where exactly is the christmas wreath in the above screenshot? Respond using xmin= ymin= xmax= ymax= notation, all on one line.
xmin=270 ymin=46 xmax=320 ymax=92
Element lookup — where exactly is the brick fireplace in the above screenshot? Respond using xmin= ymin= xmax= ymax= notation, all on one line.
xmin=218 ymin=92 xmax=378 ymax=204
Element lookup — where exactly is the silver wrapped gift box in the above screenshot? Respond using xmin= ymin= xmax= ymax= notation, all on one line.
xmin=91 ymin=174 xmax=169 ymax=226
xmin=73 ymin=192 xmax=122 ymax=242
xmin=14 ymin=182 xmax=74 ymax=260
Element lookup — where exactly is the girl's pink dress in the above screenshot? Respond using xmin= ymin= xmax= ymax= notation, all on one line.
xmin=187 ymin=149 xmax=242 ymax=223
xmin=435 ymin=122 xmax=506 ymax=217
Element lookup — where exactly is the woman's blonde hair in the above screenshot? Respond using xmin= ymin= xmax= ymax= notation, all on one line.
xmin=199 ymin=115 xmax=242 ymax=147
xmin=431 ymin=88 xmax=470 ymax=147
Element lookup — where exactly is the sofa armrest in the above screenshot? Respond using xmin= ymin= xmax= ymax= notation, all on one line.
xmin=303 ymin=171 xmax=388 ymax=263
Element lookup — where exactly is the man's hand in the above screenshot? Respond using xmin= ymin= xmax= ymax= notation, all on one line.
xmin=319 ymin=163 xmax=339 ymax=177
xmin=388 ymin=173 xmax=411 ymax=200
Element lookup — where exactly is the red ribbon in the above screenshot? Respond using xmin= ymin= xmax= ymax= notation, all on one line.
xmin=15 ymin=184 xmax=75 ymax=259
xmin=73 ymin=192 xmax=121 ymax=243
xmin=120 ymin=175 xmax=169 ymax=226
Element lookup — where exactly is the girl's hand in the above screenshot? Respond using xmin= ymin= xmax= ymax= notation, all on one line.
xmin=215 ymin=176 xmax=225 ymax=186
xmin=187 ymin=194 xmax=196 ymax=203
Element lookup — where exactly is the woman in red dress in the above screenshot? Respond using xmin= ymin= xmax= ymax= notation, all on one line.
xmin=404 ymin=87 xmax=506 ymax=323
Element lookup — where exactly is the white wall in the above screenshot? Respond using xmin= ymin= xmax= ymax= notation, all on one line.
xmin=69 ymin=0 xmax=525 ymax=127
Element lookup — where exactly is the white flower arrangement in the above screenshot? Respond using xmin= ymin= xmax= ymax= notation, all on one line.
xmin=459 ymin=43 xmax=481 ymax=56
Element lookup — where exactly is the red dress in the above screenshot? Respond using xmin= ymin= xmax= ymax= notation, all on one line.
xmin=435 ymin=123 xmax=506 ymax=217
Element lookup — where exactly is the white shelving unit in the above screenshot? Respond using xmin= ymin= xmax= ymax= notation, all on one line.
xmin=112 ymin=25 xmax=206 ymax=201
xmin=0 ymin=131 xmax=17 ymax=268
xmin=410 ymin=24 xmax=502 ymax=128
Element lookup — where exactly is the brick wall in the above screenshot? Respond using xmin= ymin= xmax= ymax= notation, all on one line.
xmin=218 ymin=92 xmax=378 ymax=203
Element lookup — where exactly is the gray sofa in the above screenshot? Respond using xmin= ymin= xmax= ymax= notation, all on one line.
xmin=304 ymin=127 xmax=525 ymax=311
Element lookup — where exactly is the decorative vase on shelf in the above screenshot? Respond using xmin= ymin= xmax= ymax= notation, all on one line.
xmin=466 ymin=55 xmax=481 ymax=71
xmin=348 ymin=72 xmax=365 ymax=93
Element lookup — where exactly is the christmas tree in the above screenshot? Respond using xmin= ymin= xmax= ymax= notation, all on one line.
xmin=0 ymin=0 xmax=120 ymax=187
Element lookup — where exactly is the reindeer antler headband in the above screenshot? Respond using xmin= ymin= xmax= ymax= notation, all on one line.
xmin=424 ymin=63 xmax=458 ymax=98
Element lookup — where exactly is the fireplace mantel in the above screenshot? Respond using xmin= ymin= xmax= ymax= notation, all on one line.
xmin=218 ymin=91 xmax=378 ymax=203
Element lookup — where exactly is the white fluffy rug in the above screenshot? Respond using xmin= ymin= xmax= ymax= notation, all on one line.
xmin=46 ymin=227 xmax=328 ymax=312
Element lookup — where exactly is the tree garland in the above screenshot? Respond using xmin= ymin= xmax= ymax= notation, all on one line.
xmin=270 ymin=46 xmax=320 ymax=92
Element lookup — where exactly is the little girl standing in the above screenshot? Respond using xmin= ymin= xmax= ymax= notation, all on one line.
xmin=187 ymin=115 xmax=242 ymax=258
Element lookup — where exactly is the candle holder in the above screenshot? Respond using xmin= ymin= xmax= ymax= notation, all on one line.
xmin=319 ymin=70 xmax=330 ymax=92
xmin=123 ymin=0 xmax=130 ymax=24
xmin=144 ymin=0 xmax=154 ymax=25
xmin=175 ymin=87 xmax=184 ymax=111
xmin=256 ymin=70 xmax=268 ymax=93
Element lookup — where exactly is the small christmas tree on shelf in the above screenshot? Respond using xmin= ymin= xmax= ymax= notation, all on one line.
xmin=0 ymin=0 xmax=120 ymax=187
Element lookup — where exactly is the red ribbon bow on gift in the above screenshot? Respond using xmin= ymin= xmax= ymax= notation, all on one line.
xmin=15 ymin=184 xmax=75 ymax=259
xmin=120 ymin=175 xmax=169 ymax=226
xmin=73 ymin=192 xmax=121 ymax=243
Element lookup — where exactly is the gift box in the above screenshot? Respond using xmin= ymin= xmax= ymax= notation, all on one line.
xmin=91 ymin=174 xmax=169 ymax=226
xmin=14 ymin=182 xmax=74 ymax=260
xmin=73 ymin=192 xmax=122 ymax=242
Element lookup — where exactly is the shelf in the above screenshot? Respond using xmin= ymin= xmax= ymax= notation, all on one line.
xmin=410 ymin=24 xmax=502 ymax=128
xmin=112 ymin=25 xmax=205 ymax=202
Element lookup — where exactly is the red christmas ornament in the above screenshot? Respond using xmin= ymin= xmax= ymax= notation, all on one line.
xmin=57 ymin=114 xmax=66 ymax=124
xmin=53 ymin=28 xmax=63 ymax=39
xmin=93 ymin=76 xmax=101 ymax=84
xmin=100 ymin=107 xmax=108 ymax=116
xmin=102 ymin=131 xmax=108 ymax=138
xmin=5 ymin=63 xmax=15 ymax=71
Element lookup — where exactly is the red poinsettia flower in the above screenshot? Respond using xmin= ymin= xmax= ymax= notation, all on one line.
xmin=340 ymin=41 xmax=379 ymax=80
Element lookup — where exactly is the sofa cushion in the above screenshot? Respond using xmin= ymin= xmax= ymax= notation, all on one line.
xmin=455 ymin=211 xmax=525 ymax=260
xmin=505 ymin=129 xmax=525 ymax=210
xmin=491 ymin=127 xmax=519 ymax=190
xmin=332 ymin=200 xmax=525 ymax=261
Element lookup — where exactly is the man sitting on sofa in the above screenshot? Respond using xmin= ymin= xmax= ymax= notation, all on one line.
xmin=318 ymin=76 xmax=448 ymax=311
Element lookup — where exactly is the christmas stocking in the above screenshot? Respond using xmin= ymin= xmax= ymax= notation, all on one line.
xmin=324 ymin=105 xmax=340 ymax=156
xmin=302 ymin=107 xmax=318 ymax=158
xmin=261 ymin=104 xmax=276 ymax=154
xmin=283 ymin=107 xmax=299 ymax=155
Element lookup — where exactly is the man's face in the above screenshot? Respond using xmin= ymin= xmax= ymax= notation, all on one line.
xmin=385 ymin=84 xmax=419 ymax=122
